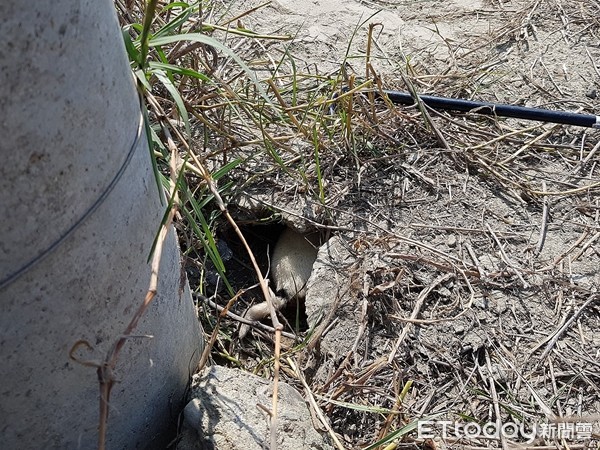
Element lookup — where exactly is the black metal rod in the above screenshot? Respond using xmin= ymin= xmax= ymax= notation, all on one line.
xmin=382 ymin=89 xmax=600 ymax=129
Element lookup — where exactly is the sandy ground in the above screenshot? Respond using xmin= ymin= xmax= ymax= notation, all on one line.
xmin=231 ymin=0 xmax=600 ymax=103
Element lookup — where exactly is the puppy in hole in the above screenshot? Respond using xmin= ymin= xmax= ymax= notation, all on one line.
xmin=239 ymin=227 xmax=319 ymax=339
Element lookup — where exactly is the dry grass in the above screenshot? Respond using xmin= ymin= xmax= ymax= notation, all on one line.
xmin=117 ymin=0 xmax=600 ymax=449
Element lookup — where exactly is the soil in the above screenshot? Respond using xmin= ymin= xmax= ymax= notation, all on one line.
xmin=189 ymin=1 xmax=600 ymax=449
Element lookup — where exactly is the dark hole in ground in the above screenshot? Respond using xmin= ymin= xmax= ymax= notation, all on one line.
xmin=219 ymin=221 xmax=285 ymax=301
xmin=197 ymin=221 xmax=311 ymax=335
xmin=276 ymin=294 xmax=309 ymax=335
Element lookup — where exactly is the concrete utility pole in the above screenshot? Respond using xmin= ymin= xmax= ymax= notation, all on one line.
xmin=0 ymin=1 xmax=202 ymax=448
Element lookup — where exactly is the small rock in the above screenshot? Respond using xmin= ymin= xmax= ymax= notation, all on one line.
xmin=447 ymin=235 xmax=457 ymax=248
xmin=453 ymin=323 xmax=465 ymax=334
xmin=437 ymin=287 xmax=452 ymax=297
xmin=305 ymin=235 xmax=350 ymax=327
xmin=179 ymin=365 xmax=332 ymax=450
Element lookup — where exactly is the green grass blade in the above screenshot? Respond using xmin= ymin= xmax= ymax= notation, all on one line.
xmin=153 ymin=3 xmax=196 ymax=38
xmin=122 ymin=26 xmax=141 ymax=66
xmin=147 ymin=166 xmax=187 ymax=262
xmin=363 ymin=413 xmax=444 ymax=450
xmin=141 ymin=104 xmax=164 ymax=203
xmin=184 ymin=191 xmax=234 ymax=296
xmin=139 ymin=0 xmax=159 ymax=68
xmin=133 ymin=68 xmax=152 ymax=91
xmin=148 ymin=33 xmax=273 ymax=106
xmin=312 ymin=126 xmax=325 ymax=204
xmin=212 ymin=157 xmax=244 ymax=180
xmin=153 ymin=70 xmax=191 ymax=138
xmin=362 ymin=421 xmax=419 ymax=450
xmin=148 ymin=61 xmax=211 ymax=82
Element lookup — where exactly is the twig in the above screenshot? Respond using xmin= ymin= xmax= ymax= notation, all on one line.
xmin=394 ymin=48 xmax=451 ymax=151
xmin=485 ymin=223 xmax=529 ymax=288
xmin=569 ymin=232 xmax=600 ymax=264
xmin=270 ymin=329 xmax=282 ymax=450
xmin=69 ymin=112 xmax=180 ymax=450
xmin=528 ymin=181 xmax=600 ymax=196
xmin=388 ymin=252 xmax=480 ymax=278
xmin=266 ymin=78 xmax=310 ymax=139
xmin=571 ymin=140 xmax=600 ymax=176
xmin=388 ymin=273 xmax=454 ymax=362
xmin=535 ymin=181 xmax=549 ymax=256
xmin=196 ymin=287 xmax=277 ymax=371
xmin=219 ymin=1 xmax=272 ymax=26
xmin=287 ymin=357 xmax=346 ymax=450
xmin=484 ymin=350 xmax=509 ymax=450
xmin=319 ymin=295 xmax=370 ymax=391
xmin=585 ymin=45 xmax=600 ymax=78
xmin=183 ymin=129 xmax=284 ymax=450
xmin=500 ymin=125 xmax=558 ymax=165
xmin=194 ymin=293 xmax=298 ymax=340
xmin=465 ymin=242 xmax=486 ymax=278
xmin=541 ymin=229 xmax=589 ymax=271
xmin=536 ymin=294 xmax=597 ymax=362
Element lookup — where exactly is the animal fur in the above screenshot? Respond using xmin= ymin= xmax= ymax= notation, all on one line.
xmin=239 ymin=227 xmax=318 ymax=338
xmin=270 ymin=227 xmax=318 ymax=299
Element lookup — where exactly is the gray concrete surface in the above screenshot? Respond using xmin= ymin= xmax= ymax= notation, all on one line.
xmin=0 ymin=1 xmax=203 ymax=448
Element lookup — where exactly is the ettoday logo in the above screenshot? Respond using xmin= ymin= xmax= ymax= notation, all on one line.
xmin=417 ymin=420 xmax=595 ymax=443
